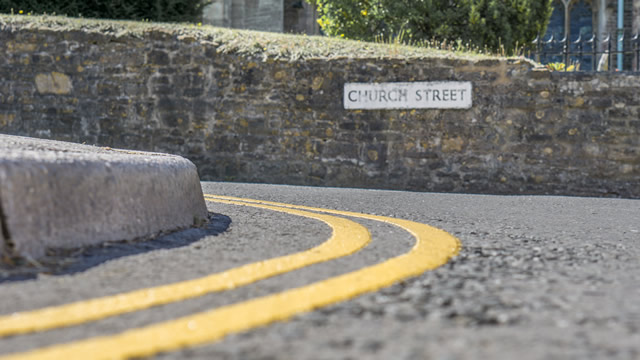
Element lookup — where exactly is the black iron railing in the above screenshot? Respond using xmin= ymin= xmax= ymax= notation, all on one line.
xmin=528 ymin=32 xmax=640 ymax=72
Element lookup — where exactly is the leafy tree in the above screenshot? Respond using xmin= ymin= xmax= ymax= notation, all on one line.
xmin=308 ymin=0 xmax=553 ymax=54
xmin=0 ymin=0 xmax=210 ymax=23
xmin=466 ymin=0 xmax=553 ymax=52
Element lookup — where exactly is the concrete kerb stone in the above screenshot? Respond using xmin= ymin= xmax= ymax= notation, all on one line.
xmin=0 ymin=134 xmax=209 ymax=259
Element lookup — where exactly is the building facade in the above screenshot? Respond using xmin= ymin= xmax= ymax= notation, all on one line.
xmin=202 ymin=0 xmax=319 ymax=35
xmin=543 ymin=0 xmax=640 ymax=70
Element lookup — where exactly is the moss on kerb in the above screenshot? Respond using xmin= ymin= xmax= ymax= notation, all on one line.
xmin=0 ymin=14 xmax=509 ymax=62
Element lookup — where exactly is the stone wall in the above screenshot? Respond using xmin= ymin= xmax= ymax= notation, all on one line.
xmin=0 ymin=19 xmax=638 ymax=198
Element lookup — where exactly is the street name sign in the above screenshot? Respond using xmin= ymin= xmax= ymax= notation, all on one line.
xmin=344 ymin=81 xmax=472 ymax=110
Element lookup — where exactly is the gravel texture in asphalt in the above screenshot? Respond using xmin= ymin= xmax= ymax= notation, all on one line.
xmin=0 ymin=182 xmax=638 ymax=360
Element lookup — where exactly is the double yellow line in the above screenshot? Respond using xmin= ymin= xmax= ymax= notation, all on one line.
xmin=0 ymin=195 xmax=460 ymax=360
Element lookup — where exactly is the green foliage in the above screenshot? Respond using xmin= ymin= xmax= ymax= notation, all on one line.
xmin=308 ymin=0 xmax=553 ymax=54
xmin=0 ymin=13 xmax=499 ymax=61
xmin=0 ymin=0 xmax=210 ymax=22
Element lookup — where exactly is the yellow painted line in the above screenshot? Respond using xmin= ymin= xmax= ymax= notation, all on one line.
xmin=1 ymin=196 xmax=460 ymax=360
xmin=0 ymin=199 xmax=370 ymax=338
xmin=205 ymin=194 xmax=459 ymax=273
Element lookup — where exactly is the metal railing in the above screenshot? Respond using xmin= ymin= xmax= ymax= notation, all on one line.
xmin=529 ymin=32 xmax=640 ymax=72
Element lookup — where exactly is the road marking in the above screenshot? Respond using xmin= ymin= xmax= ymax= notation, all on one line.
xmin=0 ymin=199 xmax=370 ymax=338
xmin=206 ymin=194 xmax=459 ymax=274
xmin=1 ymin=195 xmax=460 ymax=360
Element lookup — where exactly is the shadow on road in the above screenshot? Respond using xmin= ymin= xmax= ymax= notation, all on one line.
xmin=0 ymin=213 xmax=231 ymax=283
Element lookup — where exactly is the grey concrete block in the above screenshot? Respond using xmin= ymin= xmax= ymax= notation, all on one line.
xmin=0 ymin=134 xmax=208 ymax=259
xmin=0 ymin=220 xmax=6 ymax=258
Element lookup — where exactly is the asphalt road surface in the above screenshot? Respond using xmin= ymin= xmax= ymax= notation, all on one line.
xmin=0 ymin=182 xmax=639 ymax=360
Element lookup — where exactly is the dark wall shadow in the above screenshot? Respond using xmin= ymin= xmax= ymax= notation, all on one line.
xmin=0 ymin=213 xmax=231 ymax=283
